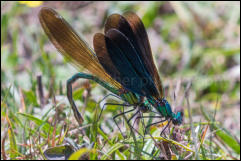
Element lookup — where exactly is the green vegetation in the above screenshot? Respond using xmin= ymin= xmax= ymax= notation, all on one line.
xmin=1 ymin=1 xmax=240 ymax=160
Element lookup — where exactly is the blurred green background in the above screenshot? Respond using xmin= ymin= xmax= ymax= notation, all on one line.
xmin=1 ymin=1 xmax=240 ymax=160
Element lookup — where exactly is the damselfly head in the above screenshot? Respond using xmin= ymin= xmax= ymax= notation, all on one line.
xmin=155 ymin=98 xmax=183 ymax=125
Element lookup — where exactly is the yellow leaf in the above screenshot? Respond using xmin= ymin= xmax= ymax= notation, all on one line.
xmin=19 ymin=1 xmax=43 ymax=7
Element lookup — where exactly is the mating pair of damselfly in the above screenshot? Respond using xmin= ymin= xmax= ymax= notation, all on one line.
xmin=39 ymin=7 xmax=182 ymax=136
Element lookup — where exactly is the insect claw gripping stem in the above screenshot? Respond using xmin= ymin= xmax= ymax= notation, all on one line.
xmin=132 ymin=115 xmax=164 ymax=137
xmin=126 ymin=110 xmax=145 ymax=138
xmin=97 ymin=95 xmax=124 ymax=122
xmin=144 ymin=119 xmax=168 ymax=136
xmin=113 ymin=107 xmax=136 ymax=138
xmin=160 ymin=119 xmax=171 ymax=136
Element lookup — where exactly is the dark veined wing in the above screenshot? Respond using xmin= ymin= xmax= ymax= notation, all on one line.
xmin=106 ymin=29 xmax=158 ymax=97
xmin=124 ymin=12 xmax=164 ymax=98
xmin=104 ymin=14 xmax=158 ymax=97
xmin=38 ymin=7 xmax=122 ymax=89
xmin=104 ymin=12 xmax=164 ymax=98
xmin=94 ymin=30 xmax=151 ymax=96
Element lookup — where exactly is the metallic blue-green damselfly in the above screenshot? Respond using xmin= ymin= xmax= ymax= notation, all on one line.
xmin=39 ymin=7 xmax=183 ymax=136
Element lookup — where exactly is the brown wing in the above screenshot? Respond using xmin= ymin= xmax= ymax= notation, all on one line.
xmin=38 ymin=7 xmax=121 ymax=89
xmin=93 ymin=33 xmax=122 ymax=83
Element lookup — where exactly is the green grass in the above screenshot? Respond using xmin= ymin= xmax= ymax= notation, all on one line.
xmin=1 ymin=1 xmax=240 ymax=160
